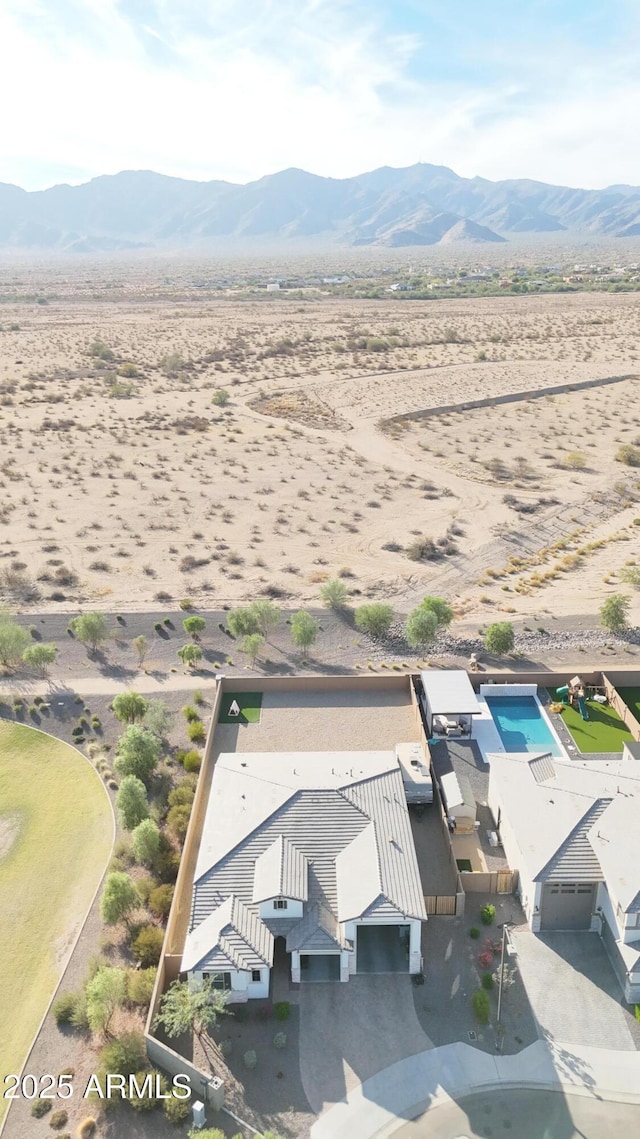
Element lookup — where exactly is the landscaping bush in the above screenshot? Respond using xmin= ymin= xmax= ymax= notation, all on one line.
xmin=635 ymin=1004 xmax=640 ymax=1024
xmin=31 ymin=1098 xmax=52 ymax=1118
xmin=243 ymin=1049 xmax=257 ymax=1069
xmin=478 ymin=951 xmax=494 ymax=969
xmin=127 ymin=968 xmax=157 ymax=1005
xmin=600 ymin=593 xmax=630 ymax=633
xmin=149 ymin=883 xmax=175 ymax=918
xmin=182 ymin=704 xmax=199 ymax=722
xmin=483 ymin=622 xmax=514 ymax=655
xmin=168 ymin=780 xmax=196 ymax=807
xmin=53 ymin=991 xmax=77 ymax=1025
xmin=187 ymin=719 xmax=206 ymax=744
xmin=183 ymin=749 xmax=202 ymax=773
xmin=617 ymin=444 xmax=640 ymax=467
xmin=78 ymin=1118 xmax=97 ymax=1138
xmin=355 ymin=603 xmax=394 ymax=640
xmin=469 ymin=927 xmax=480 ymax=940
xmin=273 ymin=1031 xmax=287 ymax=1049
xmin=481 ymin=904 xmax=496 ymax=925
xmin=472 ymin=989 xmax=490 ymax=1024
xmin=274 ymin=1000 xmax=291 ymax=1021
xmin=98 ymin=1031 xmax=146 ymax=1077
xmin=164 ymin=1093 xmax=191 ymax=1123
xmin=481 ymin=972 xmax=495 ymax=991
xmin=131 ymin=925 xmax=165 ymax=967
xmin=49 ymin=1108 xmax=69 ymax=1129
xmin=167 ymin=803 xmax=191 ymax=841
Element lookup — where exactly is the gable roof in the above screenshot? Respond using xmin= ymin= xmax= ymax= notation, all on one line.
xmin=184 ymin=749 xmax=426 ymax=974
xmin=489 ymin=751 xmax=640 ymax=899
xmin=252 ymin=835 xmax=308 ymax=903
xmin=286 ymin=902 xmax=349 ymax=952
xmin=182 ymin=895 xmax=274 ymax=973
xmin=536 ymin=798 xmax=611 ymax=883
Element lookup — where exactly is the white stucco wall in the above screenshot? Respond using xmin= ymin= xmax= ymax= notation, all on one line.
xmin=192 ymin=966 xmax=270 ymax=1000
xmin=258 ymin=898 xmax=303 ymax=921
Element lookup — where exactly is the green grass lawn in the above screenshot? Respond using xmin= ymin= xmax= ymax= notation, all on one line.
xmin=547 ymin=691 xmax=633 ymax=752
xmin=618 ymin=687 xmax=640 ymax=723
xmin=0 ymin=722 xmax=113 ymax=1125
xmin=219 ymin=691 xmax=263 ymax=724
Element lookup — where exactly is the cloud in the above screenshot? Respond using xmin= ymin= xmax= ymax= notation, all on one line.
xmin=1 ymin=0 xmax=639 ymax=190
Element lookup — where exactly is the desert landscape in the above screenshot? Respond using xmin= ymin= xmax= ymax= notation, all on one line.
xmin=0 ymin=265 xmax=639 ymax=628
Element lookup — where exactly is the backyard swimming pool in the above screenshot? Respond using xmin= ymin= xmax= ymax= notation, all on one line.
xmin=485 ymin=694 xmax=565 ymax=757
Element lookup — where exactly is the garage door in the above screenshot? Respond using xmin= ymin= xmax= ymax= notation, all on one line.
xmin=540 ymin=882 xmax=595 ymax=931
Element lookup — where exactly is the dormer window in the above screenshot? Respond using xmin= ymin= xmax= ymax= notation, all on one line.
xmin=274 ymin=898 xmax=288 ymax=910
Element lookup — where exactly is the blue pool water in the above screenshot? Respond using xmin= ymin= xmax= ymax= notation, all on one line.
xmin=485 ymin=695 xmax=565 ymax=757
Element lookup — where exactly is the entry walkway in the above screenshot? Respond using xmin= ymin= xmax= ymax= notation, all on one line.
xmin=311 ymin=1039 xmax=640 ymax=1139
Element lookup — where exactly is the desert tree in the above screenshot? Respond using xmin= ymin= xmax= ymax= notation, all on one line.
xmin=131 ymin=818 xmax=161 ymax=866
xmin=154 ymin=978 xmax=229 ymax=1040
xmin=0 ymin=609 xmax=30 ymax=669
xmin=355 ymin=603 xmax=394 ymax=640
xmin=183 ymin=615 xmax=206 ymax=641
xmin=483 ymin=622 xmax=515 ymax=654
xmin=178 ymin=643 xmax=203 ymax=668
xmin=226 ymin=607 xmax=259 ymax=638
xmin=404 ymin=606 xmax=438 ymax=650
xmin=143 ymin=698 xmax=172 ymax=739
xmin=100 ymin=871 xmax=138 ymax=926
xmin=420 ymin=596 xmax=454 ymax=628
xmin=114 ymin=724 xmax=161 ymax=782
xmin=86 ymin=966 xmax=127 ymax=1036
xmin=71 ymin=611 xmax=108 ymax=654
xmin=250 ymin=599 xmax=280 ymax=639
xmin=116 ymin=774 xmax=149 ymax=830
xmin=132 ymin=634 xmax=148 ymax=667
xmin=241 ymin=633 xmax=265 ymax=667
xmin=600 ymin=594 xmax=630 ymax=633
xmin=290 ymin=611 xmax=319 ymax=655
xmin=22 ymin=642 xmax=57 ymax=677
xmin=112 ymin=691 xmax=149 ymax=725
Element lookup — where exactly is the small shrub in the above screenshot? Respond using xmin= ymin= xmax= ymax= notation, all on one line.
xmin=31 ymin=1099 xmax=52 ymax=1118
xmin=164 ymin=1094 xmax=191 ymax=1123
xmin=212 ymin=388 xmax=230 ymax=406
xmin=193 ymin=689 xmax=205 ymax=705
xmin=472 ymin=988 xmax=490 ymax=1024
xmin=53 ymin=991 xmax=77 ymax=1025
xmin=219 ymin=1038 xmax=232 ymax=1058
xmin=478 ymin=951 xmax=494 ymax=969
xmin=635 ymin=1004 xmax=640 ymax=1023
xmin=78 ymin=1118 xmax=97 ymax=1138
xmin=274 ymin=1000 xmax=291 ymax=1021
xmin=273 ymin=1031 xmax=287 ymax=1049
xmin=243 ymin=1049 xmax=257 ymax=1069
xmin=469 ymin=927 xmax=480 ymax=940
xmin=127 ymin=968 xmax=157 ymax=1005
xmin=49 ymin=1108 xmax=69 ymax=1129
xmin=182 ymin=704 xmax=199 ymax=722
xmin=481 ymin=972 xmax=495 ymax=991
xmin=149 ymin=883 xmax=175 ymax=918
xmin=131 ymin=925 xmax=165 ymax=967
xmin=187 ymin=720 xmax=206 ymax=743
xmin=481 ymin=904 xmax=496 ymax=926
xmin=183 ymin=749 xmax=202 ymax=773
xmin=617 ymin=444 xmax=640 ymax=467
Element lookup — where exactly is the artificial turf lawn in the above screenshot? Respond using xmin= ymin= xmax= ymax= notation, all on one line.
xmin=0 ymin=722 xmax=113 ymax=1125
xmin=219 ymin=691 xmax=263 ymax=724
xmin=618 ymin=687 xmax=640 ymax=723
xmin=546 ymin=690 xmax=633 ymax=752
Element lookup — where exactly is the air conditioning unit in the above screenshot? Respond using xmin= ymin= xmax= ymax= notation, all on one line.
xmin=192 ymin=1100 xmax=206 ymax=1129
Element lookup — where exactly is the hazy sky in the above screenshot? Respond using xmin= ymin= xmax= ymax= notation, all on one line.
xmin=2 ymin=0 xmax=639 ymax=191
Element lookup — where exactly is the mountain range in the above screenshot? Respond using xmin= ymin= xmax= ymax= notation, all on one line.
xmin=2 ymin=163 xmax=640 ymax=253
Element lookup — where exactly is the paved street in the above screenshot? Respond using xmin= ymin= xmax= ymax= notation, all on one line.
xmin=512 ymin=930 xmax=635 ymax=1050
xmin=394 ymin=1088 xmax=640 ymax=1139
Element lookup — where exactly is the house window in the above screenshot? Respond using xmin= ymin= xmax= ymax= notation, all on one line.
xmin=274 ymin=898 xmax=288 ymax=910
xmin=209 ymin=972 xmax=232 ymax=991
xmin=251 ymin=969 xmax=261 ymax=982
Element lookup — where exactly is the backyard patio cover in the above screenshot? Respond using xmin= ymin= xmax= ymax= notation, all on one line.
xmin=420 ymin=670 xmax=481 ymax=717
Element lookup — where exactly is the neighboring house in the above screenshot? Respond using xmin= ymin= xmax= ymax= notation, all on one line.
xmin=182 ymin=749 xmax=427 ymax=998
xmin=488 ymin=749 xmax=640 ymax=1001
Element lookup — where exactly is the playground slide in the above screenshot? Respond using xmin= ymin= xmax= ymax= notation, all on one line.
xmin=577 ymin=694 xmax=589 ymax=721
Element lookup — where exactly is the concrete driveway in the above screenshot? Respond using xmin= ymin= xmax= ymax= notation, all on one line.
xmin=299 ymin=974 xmax=433 ymax=1115
xmin=512 ymin=930 xmax=635 ymax=1050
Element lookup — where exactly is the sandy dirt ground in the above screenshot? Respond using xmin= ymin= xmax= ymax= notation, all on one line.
xmin=1 ymin=276 xmax=639 ymax=628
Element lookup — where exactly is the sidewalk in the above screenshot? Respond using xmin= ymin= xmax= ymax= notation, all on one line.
xmin=0 ymin=671 xmax=219 ymax=697
xmin=311 ymin=1039 xmax=640 ymax=1139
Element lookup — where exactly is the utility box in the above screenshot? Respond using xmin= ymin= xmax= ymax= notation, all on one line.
xmin=192 ymin=1100 xmax=206 ymax=1129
